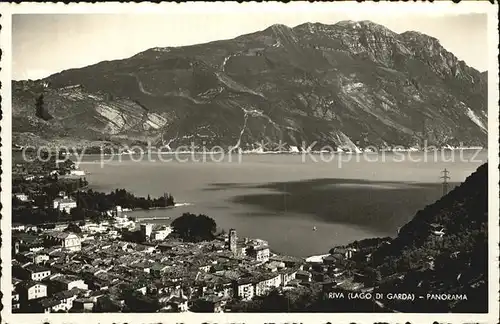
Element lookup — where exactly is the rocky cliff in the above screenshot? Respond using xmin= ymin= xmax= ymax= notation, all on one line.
xmin=12 ymin=21 xmax=487 ymax=150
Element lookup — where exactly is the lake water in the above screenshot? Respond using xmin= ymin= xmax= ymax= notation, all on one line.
xmin=76 ymin=150 xmax=487 ymax=257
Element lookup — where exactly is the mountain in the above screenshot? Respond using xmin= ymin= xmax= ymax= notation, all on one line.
xmin=348 ymin=162 xmax=488 ymax=312
xmin=12 ymin=21 xmax=488 ymax=150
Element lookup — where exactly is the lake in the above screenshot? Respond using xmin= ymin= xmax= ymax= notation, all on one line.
xmin=76 ymin=150 xmax=487 ymax=257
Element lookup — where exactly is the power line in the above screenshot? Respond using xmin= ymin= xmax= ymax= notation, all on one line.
xmin=441 ymin=168 xmax=451 ymax=196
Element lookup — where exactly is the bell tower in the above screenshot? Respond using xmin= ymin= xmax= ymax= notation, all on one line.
xmin=229 ymin=229 xmax=237 ymax=254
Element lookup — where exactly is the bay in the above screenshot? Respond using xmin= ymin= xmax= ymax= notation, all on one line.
xmin=75 ymin=150 xmax=487 ymax=257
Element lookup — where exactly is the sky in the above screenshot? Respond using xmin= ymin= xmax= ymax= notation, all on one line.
xmin=12 ymin=10 xmax=488 ymax=80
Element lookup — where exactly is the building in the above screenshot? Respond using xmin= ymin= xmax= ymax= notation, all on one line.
xmin=255 ymin=274 xmax=281 ymax=296
xmin=14 ymin=193 xmax=30 ymax=202
xmin=280 ymin=269 xmax=298 ymax=286
xmin=69 ymin=170 xmax=85 ymax=176
xmin=234 ymin=279 xmax=254 ymax=301
xmin=50 ymin=275 xmax=88 ymax=292
xmin=113 ymin=215 xmax=135 ymax=229
xmin=52 ymin=197 xmax=77 ymax=213
xmin=140 ymin=223 xmax=154 ymax=241
xmin=248 ymin=246 xmax=270 ymax=263
xmin=430 ymin=223 xmax=446 ymax=237
xmin=12 ymin=282 xmax=21 ymax=310
xmin=33 ymin=253 xmax=50 ymax=265
xmin=229 ymin=229 xmax=238 ymax=254
xmin=13 ymin=240 xmax=20 ymax=255
xmin=23 ymin=264 xmax=51 ymax=281
xmin=323 ymin=254 xmax=337 ymax=265
xmin=35 ymin=289 xmax=80 ymax=313
xmin=196 ymin=295 xmax=226 ymax=313
xmin=150 ymin=263 xmax=170 ymax=276
xmin=17 ymin=281 xmax=48 ymax=301
xmin=331 ymin=267 xmax=345 ymax=278
xmin=12 ymin=224 xmax=26 ymax=232
xmin=45 ymin=232 xmax=82 ymax=252
xmin=296 ymin=270 xmax=312 ymax=282
xmin=73 ymin=298 xmax=95 ymax=312
xmin=247 ymin=238 xmax=268 ymax=248
xmin=198 ymin=264 xmax=211 ymax=273
xmin=152 ymin=226 xmax=172 ymax=241
xmin=330 ymin=246 xmax=356 ymax=260
xmin=256 ymin=246 xmax=270 ymax=262
xmin=167 ymin=296 xmax=189 ymax=312
xmin=82 ymin=223 xmax=108 ymax=233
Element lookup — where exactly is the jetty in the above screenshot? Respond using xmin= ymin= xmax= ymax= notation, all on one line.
xmin=138 ymin=216 xmax=171 ymax=221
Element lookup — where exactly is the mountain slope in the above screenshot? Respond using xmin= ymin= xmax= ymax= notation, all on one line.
xmin=12 ymin=20 xmax=487 ymax=150
xmin=351 ymin=162 xmax=488 ymax=312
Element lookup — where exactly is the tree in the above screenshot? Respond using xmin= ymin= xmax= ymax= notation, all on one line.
xmin=165 ymin=192 xmax=175 ymax=206
xmin=71 ymin=207 xmax=85 ymax=221
xmin=94 ymin=296 xmax=122 ymax=313
xmin=259 ymin=290 xmax=289 ymax=312
xmin=171 ymin=213 xmax=217 ymax=242
xmin=34 ymin=195 xmax=48 ymax=209
xmin=35 ymin=93 xmax=53 ymax=121
xmin=78 ymin=177 xmax=88 ymax=188
xmin=123 ymin=289 xmax=160 ymax=313
xmin=12 ymin=196 xmax=23 ymax=208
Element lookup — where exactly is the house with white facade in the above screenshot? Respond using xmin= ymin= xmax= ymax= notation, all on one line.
xmin=14 ymin=193 xmax=30 ymax=202
xmin=152 ymin=226 xmax=172 ymax=241
xmin=45 ymin=232 xmax=82 ymax=252
xmin=17 ymin=281 xmax=48 ymax=301
xmin=254 ymin=273 xmax=281 ymax=296
xmin=23 ymin=264 xmax=51 ymax=281
xmin=234 ymin=279 xmax=255 ymax=301
xmin=52 ymin=197 xmax=77 ymax=213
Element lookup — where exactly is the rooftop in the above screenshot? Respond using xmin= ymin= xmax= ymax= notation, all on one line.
xmin=18 ymin=280 xmax=47 ymax=290
xmin=25 ymin=264 xmax=51 ymax=273
xmin=46 ymin=231 xmax=81 ymax=239
xmin=200 ymin=294 xmax=224 ymax=303
xmin=37 ymin=297 xmax=62 ymax=308
xmin=53 ymin=197 xmax=76 ymax=204
xmin=52 ymin=275 xmax=82 ymax=284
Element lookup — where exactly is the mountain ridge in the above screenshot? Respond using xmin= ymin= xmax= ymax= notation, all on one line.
xmin=12 ymin=20 xmax=487 ymax=150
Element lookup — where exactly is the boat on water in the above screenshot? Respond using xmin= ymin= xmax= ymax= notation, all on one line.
xmin=313 ymin=226 xmax=317 ymax=231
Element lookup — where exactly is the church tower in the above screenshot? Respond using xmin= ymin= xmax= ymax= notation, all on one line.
xmin=229 ymin=229 xmax=237 ymax=254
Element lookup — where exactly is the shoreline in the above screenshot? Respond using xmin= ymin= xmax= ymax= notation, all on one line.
xmin=305 ymin=253 xmax=330 ymax=263
xmin=64 ymin=147 xmax=487 ymax=157
xmin=126 ymin=202 xmax=193 ymax=213
xmin=127 ymin=202 xmax=193 ymax=221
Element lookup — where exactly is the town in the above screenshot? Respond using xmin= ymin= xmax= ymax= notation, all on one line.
xmin=13 ymin=216 xmax=369 ymax=313
xmin=11 ymin=153 xmax=374 ymax=313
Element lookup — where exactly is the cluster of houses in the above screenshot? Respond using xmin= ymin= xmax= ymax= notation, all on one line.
xmin=52 ymin=194 xmax=78 ymax=214
xmin=14 ymin=189 xmax=79 ymax=214
xmin=11 ymin=155 xmax=361 ymax=313
xmin=14 ymin=159 xmax=85 ymax=182
xmin=13 ymin=156 xmax=86 ymax=211
xmin=11 ymin=213 xmax=363 ymax=314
